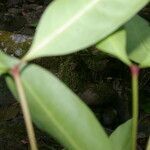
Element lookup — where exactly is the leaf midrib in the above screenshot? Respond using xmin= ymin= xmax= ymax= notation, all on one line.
xmin=30 ymin=0 xmax=100 ymax=53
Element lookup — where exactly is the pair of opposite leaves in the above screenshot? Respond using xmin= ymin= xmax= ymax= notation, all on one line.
xmin=22 ymin=0 xmax=150 ymax=69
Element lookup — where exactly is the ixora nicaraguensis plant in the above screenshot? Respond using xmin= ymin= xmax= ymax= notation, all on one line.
xmin=0 ymin=0 xmax=150 ymax=150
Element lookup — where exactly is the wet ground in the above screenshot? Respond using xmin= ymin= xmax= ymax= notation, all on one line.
xmin=0 ymin=1 xmax=150 ymax=149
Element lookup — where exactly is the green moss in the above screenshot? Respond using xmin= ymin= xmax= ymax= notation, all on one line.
xmin=58 ymin=56 xmax=81 ymax=92
xmin=34 ymin=56 xmax=65 ymax=74
xmin=0 ymin=31 xmax=31 ymax=57
xmin=79 ymin=48 xmax=108 ymax=71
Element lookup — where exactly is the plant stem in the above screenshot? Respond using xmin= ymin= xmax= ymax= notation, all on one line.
xmin=130 ymin=65 xmax=140 ymax=150
xmin=11 ymin=65 xmax=38 ymax=150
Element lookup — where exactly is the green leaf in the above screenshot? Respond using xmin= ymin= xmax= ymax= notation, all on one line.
xmin=6 ymin=64 xmax=112 ymax=150
xmin=0 ymin=50 xmax=19 ymax=75
xmin=147 ymin=137 xmax=150 ymax=150
xmin=109 ymin=119 xmax=132 ymax=150
xmin=96 ymin=29 xmax=131 ymax=65
xmin=125 ymin=15 xmax=150 ymax=67
xmin=24 ymin=0 xmax=149 ymax=60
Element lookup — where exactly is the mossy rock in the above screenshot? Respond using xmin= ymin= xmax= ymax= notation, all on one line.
xmin=0 ymin=31 xmax=31 ymax=57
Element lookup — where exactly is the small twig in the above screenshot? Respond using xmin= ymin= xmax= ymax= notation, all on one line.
xmin=11 ymin=65 xmax=38 ymax=150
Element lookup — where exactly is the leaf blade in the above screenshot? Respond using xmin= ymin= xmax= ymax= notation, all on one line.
xmin=126 ymin=15 xmax=150 ymax=67
xmin=0 ymin=50 xmax=19 ymax=75
xmin=96 ymin=29 xmax=131 ymax=65
xmin=6 ymin=64 xmax=112 ymax=150
xmin=109 ymin=119 xmax=132 ymax=150
xmin=146 ymin=137 xmax=150 ymax=150
xmin=24 ymin=0 xmax=149 ymax=60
